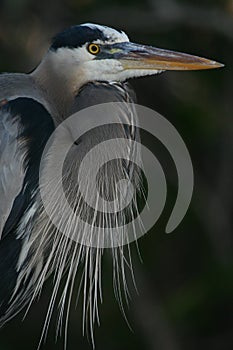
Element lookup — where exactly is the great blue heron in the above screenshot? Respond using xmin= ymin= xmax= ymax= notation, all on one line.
xmin=0 ymin=23 xmax=222 ymax=345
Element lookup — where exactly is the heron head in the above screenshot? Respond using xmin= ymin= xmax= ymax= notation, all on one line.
xmin=46 ymin=23 xmax=223 ymax=89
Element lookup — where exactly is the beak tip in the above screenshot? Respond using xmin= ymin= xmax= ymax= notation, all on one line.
xmin=209 ymin=60 xmax=225 ymax=69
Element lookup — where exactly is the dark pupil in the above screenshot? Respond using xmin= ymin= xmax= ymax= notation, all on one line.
xmin=91 ymin=45 xmax=98 ymax=52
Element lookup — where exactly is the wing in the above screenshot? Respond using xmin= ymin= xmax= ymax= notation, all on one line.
xmin=0 ymin=102 xmax=26 ymax=239
xmin=0 ymin=97 xmax=54 ymax=320
xmin=0 ymin=98 xmax=55 ymax=239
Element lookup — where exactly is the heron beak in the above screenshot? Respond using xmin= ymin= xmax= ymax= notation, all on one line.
xmin=112 ymin=42 xmax=224 ymax=71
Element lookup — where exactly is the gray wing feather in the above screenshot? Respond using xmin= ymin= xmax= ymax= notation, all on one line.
xmin=0 ymin=72 xmax=52 ymax=240
xmin=0 ymin=109 xmax=26 ymax=239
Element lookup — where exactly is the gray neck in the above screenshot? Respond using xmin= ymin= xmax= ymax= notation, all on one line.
xmin=31 ymin=53 xmax=78 ymax=122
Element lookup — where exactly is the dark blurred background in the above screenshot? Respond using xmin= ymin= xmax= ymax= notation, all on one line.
xmin=0 ymin=0 xmax=233 ymax=349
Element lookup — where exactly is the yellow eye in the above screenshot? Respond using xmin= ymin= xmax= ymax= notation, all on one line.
xmin=87 ymin=43 xmax=100 ymax=55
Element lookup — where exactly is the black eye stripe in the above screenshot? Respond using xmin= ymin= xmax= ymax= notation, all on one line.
xmin=50 ymin=26 xmax=106 ymax=50
xmin=50 ymin=25 xmax=126 ymax=51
